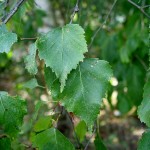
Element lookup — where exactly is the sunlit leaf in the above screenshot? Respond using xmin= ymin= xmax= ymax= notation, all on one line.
xmin=45 ymin=58 xmax=112 ymax=128
xmin=37 ymin=24 xmax=87 ymax=91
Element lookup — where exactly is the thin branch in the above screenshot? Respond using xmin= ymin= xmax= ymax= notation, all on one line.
xmin=84 ymin=127 xmax=96 ymax=150
xmin=142 ymin=5 xmax=150 ymax=9
xmin=20 ymin=37 xmax=37 ymax=40
xmin=2 ymin=0 xmax=27 ymax=24
xmin=89 ymin=0 xmax=118 ymax=49
xmin=70 ymin=0 xmax=80 ymax=24
xmin=128 ymin=0 xmax=150 ymax=19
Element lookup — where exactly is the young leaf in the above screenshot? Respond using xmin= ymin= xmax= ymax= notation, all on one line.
xmin=37 ymin=24 xmax=88 ymax=91
xmin=24 ymin=43 xmax=38 ymax=75
xmin=75 ymin=120 xmax=87 ymax=142
xmin=138 ymin=80 xmax=150 ymax=127
xmin=32 ymin=128 xmax=75 ymax=150
xmin=0 ymin=91 xmax=27 ymax=137
xmin=137 ymin=129 xmax=150 ymax=150
xmin=0 ymin=24 xmax=17 ymax=53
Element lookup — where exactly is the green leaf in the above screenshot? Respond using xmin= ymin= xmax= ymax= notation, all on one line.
xmin=23 ymin=78 xmax=39 ymax=89
xmin=44 ymin=67 xmax=60 ymax=100
xmin=94 ymin=134 xmax=107 ymax=150
xmin=32 ymin=101 xmax=44 ymax=121
xmin=0 ymin=137 xmax=11 ymax=150
xmin=0 ymin=91 xmax=27 ymax=137
xmin=138 ymin=80 xmax=150 ymax=127
xmin=75 ymin=120 xmax=87 ymax=142
xmin=45 ymin=58 xmax=112 ymax=128
xmin=119 ymin=46 xmax=130 ymax=63
xmin=24 ymin=43 xmax=38 ymax=75
xmin=117 ymin=93 xmax=132 ymax=115
xmin=60 ymin=58 xmax=112 ymax=127
xmin=33 ymin=116 xmax=52 ymax=132
xmin=32 ymin=128 xmax=75 ymax=150
xmin=0 ymin=24 xmax=17 ymax=53
xmin=37 ymin=24 xmax=88 ymax=91
xmin=137 ymin=129 xmax=150 ymax=150
xmin=126 ymin=64 xmax=145 ymax=106
xmin=119 ymin=37 xmax=139 ymax=63
xmin=0 ymin=53 xmax=10 ymax=67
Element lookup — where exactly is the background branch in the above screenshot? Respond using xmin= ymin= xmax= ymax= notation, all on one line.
xmin=89 ymin=0 xmax=118 ymax=49
xmin=128 ymin=0 xmax=150 ymax=19
xmin=2 ymin=0 xmax=27 ymax=24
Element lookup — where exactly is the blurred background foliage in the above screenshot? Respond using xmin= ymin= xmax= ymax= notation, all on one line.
xmin=0 ymin=0 xmax=150 ymax=149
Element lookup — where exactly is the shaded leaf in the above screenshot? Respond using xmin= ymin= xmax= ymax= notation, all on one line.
xmin=0 ymin=137 xmax=11 ymax=150
xmin=34 ymin=116 xmax=52 ymax=132
xmin=137 ymin=129 xmax=150 ymax=150
xmin=138 ymin=80 xmax=150 ymax=127
xmin=0 ymin=24 xmax=17 ymax=53
xmin=44 ymin=67 xmax=60 ymax=100
xmin=0 ymin=91 xmax=27 ymax=137
xmin=37 ymin=24 xmax=88 ymax=91
xmin=24 ymin=43 xmax=38 ymax=75
xmin=75 ymin=120 xmax=87 ymax=142
xmin=117 ymin=93 xmax=132 ymax=115
xmin=32 ymin=128 xmax=75 ymax=150
xmin=94 ymin=134 xmax=107 ymax=150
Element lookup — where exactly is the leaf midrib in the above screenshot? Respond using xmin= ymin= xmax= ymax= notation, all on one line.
xmin=78 ymin=66 xmax=89 ymax=115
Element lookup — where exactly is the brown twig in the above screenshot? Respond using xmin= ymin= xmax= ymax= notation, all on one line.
xmin=2 ymin=0 xmax=27 ymax=24
xmin=128 ymin=0 xmax=150 ymax=19
xmin=89 ymin=0 xmax=118 ymax=49
xmin=70 ymin=0 xmax=80 ymax=24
